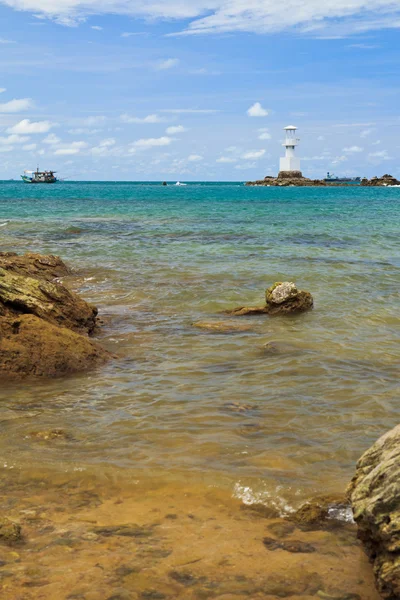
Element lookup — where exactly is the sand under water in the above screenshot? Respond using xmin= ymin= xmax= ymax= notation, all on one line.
xmin=0 ymin=181 xmax=399 ymax=598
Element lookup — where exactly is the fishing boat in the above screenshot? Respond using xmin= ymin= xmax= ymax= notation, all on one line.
xmin=324 ymin=172 xmax=361 ymax=184
xmin=21 ymin=168 xmax=58 ymax=184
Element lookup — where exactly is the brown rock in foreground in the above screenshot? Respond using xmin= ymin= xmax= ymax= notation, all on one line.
xmin=347 ymin=425 xmax=400 ymax=599
xmin=0 ymin=314 xmax=109 ymax=379
xmin=0 ymin=252 xmax=110 ymax=380
xmin=0 ymin=267 xmax=98 ymax=334
xmin=226 ymin=281 xmax=313 ymax=317
xmin=0 ymin=252 xmax=70 ymax=281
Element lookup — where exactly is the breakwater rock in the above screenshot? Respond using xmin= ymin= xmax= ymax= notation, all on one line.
xmin=226 ymin=281 xmax=314 ymax=316
xmin=0 ymin=252 xmax=110 ymax=379
xmin=361 ymin=174 xmax=400 ymax=187
xmin=347 ymin=425 xmax=400 ymax=599
xmin=246 ymin=171 xmax=329 ymax=187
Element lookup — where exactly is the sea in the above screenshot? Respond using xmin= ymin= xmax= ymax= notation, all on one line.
xmin=0 ymin=180 xmax=398 ymax=599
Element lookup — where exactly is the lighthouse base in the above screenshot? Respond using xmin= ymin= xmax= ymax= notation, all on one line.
xmin=277 ymin=170 xmax=304 ymax=179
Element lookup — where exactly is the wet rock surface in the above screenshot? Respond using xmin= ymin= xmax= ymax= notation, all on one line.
xmin=226 ymin=281 xmax=314 ymax=317
xmin=348 ymin=424 xmax=400 ymax=599
xmin=0 ymin=252 xmax=110 ymax=379
xmin=289 ymin=494 xmax=350 ymax=529
xmin=262 ymin=536 xmax=316 ymax=553
xmin=0 ymin=517 xmax=22 ymax=545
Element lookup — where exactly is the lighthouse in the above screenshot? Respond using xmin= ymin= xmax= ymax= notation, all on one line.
xmin=279 ymin=125 xmax=302 ymax=177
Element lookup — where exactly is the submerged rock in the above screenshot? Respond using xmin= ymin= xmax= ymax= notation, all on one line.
xmin=262 ymin=536 xmax=316 ymax=553
xmin=193 ymin=321 xmax=253 ymax=333
xmin=289 ymin=494 xmax=350 ymax=529
xmin=0 ymin=252 xmax=110 ymax=379
xmin=0 ymin=518 xmax=22 ymax=545
xmin=226 ymin=281 xmax=313 ymax=317
xmin=347 ymin=425 xmax=400 ymax=599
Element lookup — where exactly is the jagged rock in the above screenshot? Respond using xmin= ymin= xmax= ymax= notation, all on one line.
xmin=361 ymin=174 xmax=400 ymax=187
xmin=0 ymin=314 xmax=110 ymax=379
xmin=226 ymin=281 xmax=313 ymax=316
xmin=266 ymin=281 xmax=298 ymax=304
xmin=0 ymin=252 xmax=70 ymax=281
xmin=0 ymin=267 xmax=98 ymax=334
xmin=347 ymin=425 xmax=400 ymax=599
xmin=0 ymin=252 xmax=110 ymax=379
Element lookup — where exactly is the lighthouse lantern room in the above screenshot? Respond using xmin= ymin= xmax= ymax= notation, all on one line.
xmin=279 ymin=125 xmax=301 ymax=176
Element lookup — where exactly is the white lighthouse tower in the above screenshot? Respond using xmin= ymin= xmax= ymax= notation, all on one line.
xmin=279 ymin=125 xmax=301 ymax=176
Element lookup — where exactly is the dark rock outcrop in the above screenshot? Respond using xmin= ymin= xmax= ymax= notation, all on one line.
xmin=246 ymin=172 xmax=328 ymax=187
xmin=361 ymin=174 xmax=400 ymax=187
xmin=0 ymin=252 xmax=110 ymax=379
xmin=226 ymin=281 xmax=313 ymax=316
xmin=347 ymin=425 xmax=400 ymax=599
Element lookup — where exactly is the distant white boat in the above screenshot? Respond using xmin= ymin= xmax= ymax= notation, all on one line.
xmin=175 ymin=181 xmax=187 ymax=186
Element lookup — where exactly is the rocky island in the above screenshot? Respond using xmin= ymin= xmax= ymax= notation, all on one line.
xmin=246 ymin=171 xmax=400 ymax=187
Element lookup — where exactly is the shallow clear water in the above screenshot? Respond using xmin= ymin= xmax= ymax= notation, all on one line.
xmin=0 ymin=181 xmax=398 ymax=598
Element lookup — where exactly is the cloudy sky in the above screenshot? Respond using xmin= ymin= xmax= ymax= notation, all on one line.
xmin=0 ymin=0 xmax=399 ymax=180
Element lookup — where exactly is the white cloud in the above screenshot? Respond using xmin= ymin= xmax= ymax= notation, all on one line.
xmin=156 ymin=58 xmax=180 ymax=70
xmin=342 ymin=145 xmax=363 ymax=153
xmin=242 ymin=149 xmax=266 ymax=159
xmin=0 ymin=88 xmax=6 ymax=93
xmin=7 ymin=119 xmax=54 ymax=134
xmin=55 ymin=148 xmax=80 ymax=155
xmin=43 ymin=133 xmax=61 ymax=145
xmin=0 ymin=146 xmax=13 ymax=153
xmin=121 ymin=31 xmax=147 ymax=37
xmin=81 ymin=115 xmax=106 ymax=126
xmin=360 ymin=128 xmax=374 ymax=138
xmin=91 ymin=25 xmax=102 ymax=30
xmin=132 ymin=136 xmax=173 ymax=149
xmin=160 ymin=108 xmax=218 ymax=114
xmin=247 ymin=102 xmax=269 ymax=117
xmin=0 ymin=98 xmax=33 ymax=113
xmin=68 ymin=127 xmax=100 ymax=134
xmin=258 ymin=128 xmax=271 ymax=140
xmin=22 ymin=143 xmax=37 ymax=150
xmin=4 ymin=0 xmax=400 ymax=37
xmin=235 ymin=162 xmax=256 ymax=170
xmin=98 ymin=138 xmax=116 ymax=147
xmin=54 ymin=140 xmax=88 ymax=155
xmin=188 ymin=154 xmax=203 ymax=161
xmin=332 ymin=155 xmax=348 ymax=164
xmin=216 ymin=156 xmax=237 ymax=163
xmin=166 ymin=125 xmax=186 ymax=134
xmin=368 ymin=150 xmax=391 ymax=161
xmin=121 ymin=113 xmax=162 ymax=124
xmin=0 ymin=38 xmax=15 ymax=44
xmin=0 ymin=134 xmax=30 ymax=144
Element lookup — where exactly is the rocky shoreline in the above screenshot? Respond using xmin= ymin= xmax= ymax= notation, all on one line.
xmin=246 ymin=171 xmax=400 ymax=187
xmin=0 ymin=252 xmax=110 ymax=379
xmin=1 ymin=253 xmax=399 ymax=599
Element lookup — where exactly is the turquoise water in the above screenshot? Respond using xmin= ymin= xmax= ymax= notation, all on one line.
xmin=0 ymin=181 xmax=399 ymax=508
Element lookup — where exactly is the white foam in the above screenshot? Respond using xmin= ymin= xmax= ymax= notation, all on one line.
xmin=233 ymin=482 xmax=295 ymax=515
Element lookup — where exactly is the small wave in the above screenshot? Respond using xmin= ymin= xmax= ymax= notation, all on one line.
xmin=0 ymin=221 xmax=9 ymax=227
xmin=233 ymin=482 xmax=295 ymax=516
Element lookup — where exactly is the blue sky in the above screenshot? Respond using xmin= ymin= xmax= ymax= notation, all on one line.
xmin=0 ymin=0 xmax=400 ymax=180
